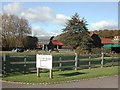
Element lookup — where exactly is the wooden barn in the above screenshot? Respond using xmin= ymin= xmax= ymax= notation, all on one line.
xmin=37 ymin=37 xmax=63 ymax=50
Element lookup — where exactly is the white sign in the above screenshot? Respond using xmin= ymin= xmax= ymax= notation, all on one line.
xmin=36 ymin=54 xmax=52 ymax=69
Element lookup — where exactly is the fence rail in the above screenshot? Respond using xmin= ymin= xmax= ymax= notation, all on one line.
xmin=2 ymin=53 xmax=119 ymax=74
xmin=10 ymin=61 xmax=36 ymax=64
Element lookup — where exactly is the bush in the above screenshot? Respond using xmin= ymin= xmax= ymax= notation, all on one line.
xmin=76 ymin=47 xmax=111 ymax=54
xmin=75 ymin=47 xmax=89 ymax=54
xmin=102 ymin=47 xmax=111 ymax=54
xmin=91 ymin=48 xmax=101 ymax=54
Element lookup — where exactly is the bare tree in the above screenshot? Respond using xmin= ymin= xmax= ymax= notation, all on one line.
xmin=1 ymin=14 xmax=31 ymax=48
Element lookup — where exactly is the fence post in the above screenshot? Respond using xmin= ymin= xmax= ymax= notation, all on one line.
xmin=101 ymin=52 xmax=104 ymax=68
xmin=75 ymin=53 xmax=78 ymax=70
xmin=24 ymin=56 xmax=27 ymax=74
xmin=59 ymin=56 xmax=62 ymax=71
xmin=3 ymin=54 xmax=6 ymax=75
xmin=89 ymin=55 xmax=91 ymax=69
xmin=111 ymin=53 xmax=114 ymax=67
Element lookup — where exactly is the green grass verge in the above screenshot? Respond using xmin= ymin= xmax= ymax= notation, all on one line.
xmin=2 ymin=66 xmax=118 ymax=84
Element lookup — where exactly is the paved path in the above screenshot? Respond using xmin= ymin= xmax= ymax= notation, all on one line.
xmin=1 ymin=76 xmax=119 ymax=88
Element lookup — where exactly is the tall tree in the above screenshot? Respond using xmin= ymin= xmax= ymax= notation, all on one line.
xmin=60 ymin=13 xmax=92 ymax=51
xmin=1 ymin=14 xmax=31 ymax=48
xmin=23 ymin=36 xmax=38 ymax=49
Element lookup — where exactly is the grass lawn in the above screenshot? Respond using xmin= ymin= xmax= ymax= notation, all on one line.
xmin=2 ymin=66 xmax=118 ymax=84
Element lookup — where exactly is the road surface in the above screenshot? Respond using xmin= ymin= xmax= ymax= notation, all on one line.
xmin=1 ymin=75 xmax=119 ymax=88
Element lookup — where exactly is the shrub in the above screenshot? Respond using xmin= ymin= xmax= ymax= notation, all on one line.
xmin=91 ymin=48 xmax=101 ymax=54
xmin=75 ymin=47 xmax=89 ymax=54
xmin=102 ymin=47 xmax=111 ymax=54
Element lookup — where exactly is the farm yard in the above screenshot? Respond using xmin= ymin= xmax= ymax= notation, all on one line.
xmin=1 ymin=2 xmax=120 ymax=88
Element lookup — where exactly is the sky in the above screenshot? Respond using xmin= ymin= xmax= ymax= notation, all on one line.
xmin=1 ymin=2 xmax=118 ymax=37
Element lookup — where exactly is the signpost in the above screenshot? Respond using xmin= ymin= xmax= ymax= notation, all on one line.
xmin=36 ymin=54 xmax=53 ymax=78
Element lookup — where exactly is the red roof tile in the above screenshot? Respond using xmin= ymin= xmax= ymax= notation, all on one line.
xmin=52 ymin=40 xmax=63 ymax=46
xmin=101 ymin=38 xmax=114 ymax=44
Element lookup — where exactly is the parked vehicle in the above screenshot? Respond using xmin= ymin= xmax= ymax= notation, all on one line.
xmin=12 ymin=48 xmax=24 ymax=52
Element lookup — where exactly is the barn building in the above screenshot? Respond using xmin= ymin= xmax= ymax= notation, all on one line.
xmin=102 ymin=36 xmax=120 ymax=53
xmin=89 ymin=32 xmax=120 ymax=53
xmin=37 ymin=37 xmax=63 ymax=50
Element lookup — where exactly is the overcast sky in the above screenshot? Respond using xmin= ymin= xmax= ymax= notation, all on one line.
xmin=1 ymin=2 xmax=118 ymax=37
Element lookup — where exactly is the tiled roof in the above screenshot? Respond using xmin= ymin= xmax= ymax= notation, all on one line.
xmin=52 ymin=40 xmax=63 ymax=46
xmin=101 ymin=38 xmax=114 ymax=44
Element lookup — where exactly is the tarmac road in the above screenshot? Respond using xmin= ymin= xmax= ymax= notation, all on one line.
xmin=1 ymin=75 xmax=119 ymax=88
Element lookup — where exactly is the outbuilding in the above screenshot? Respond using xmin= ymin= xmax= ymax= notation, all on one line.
xmin=101 ymin=38 xmax=120 ymax=53
xmin=37 ymin=37 xmax=63 ymax=50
